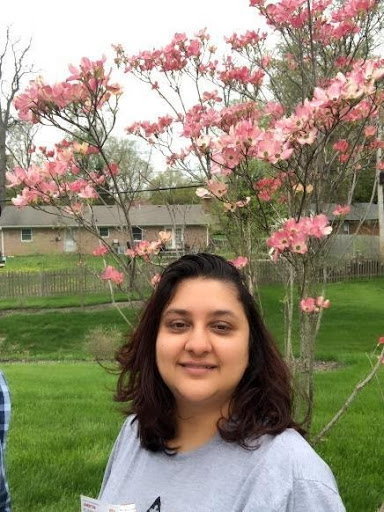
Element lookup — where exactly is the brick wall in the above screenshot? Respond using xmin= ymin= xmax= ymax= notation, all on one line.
xmin=348 ymin=220 xmax=379 ymax=235
xmin=3 ymin=225 xmax=209 ymax=256
xmin=145 ymin=226 xmax=208 ymax=251
xmin=184 ymin=226 xmax=208 ymax=250
xmin=4 ymin=228 xmax=64 ymax=256
xmin=2 ymin=227 xmax=123 ymax=256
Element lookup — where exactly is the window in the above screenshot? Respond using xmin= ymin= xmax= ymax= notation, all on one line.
xmin=163 ymin=226 xmax=184 ymax=249
xmin=98 ymin=227 xmax=109 ymax=238
xmin=132 ymin=226 xmax=143 ymax=242
xmin=175 ymin=227 xmax=184 ymax=248
xmin=21 ymin=228 xmax=32 ymax=242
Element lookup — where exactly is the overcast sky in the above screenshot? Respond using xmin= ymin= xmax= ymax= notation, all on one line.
xmin=2 ymin=0 xmax=266 ymax=170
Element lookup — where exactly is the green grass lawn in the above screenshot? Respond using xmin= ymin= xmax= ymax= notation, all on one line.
xmin=3 ymin=360 xmax=383 ymax=512
xmin=0 ymin=292 xmax=139 ymax=311
xmin=0 ymin=278 xmax=383 ymax=511
xmin=0 ymin=308 xmax=138 ymax=360
xmin=313 ymin=360 xmax=384 ymax=512
xmin=4 ymin=363 xmax=122 ymax=512
xmin=3 ymin=253 xmax=102 ymax=272
xmin=260 ymin=278 xmax=384 ymax=357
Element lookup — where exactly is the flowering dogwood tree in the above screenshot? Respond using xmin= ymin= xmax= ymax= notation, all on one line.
xmin=8 ymin=57 xmax=172 ymax=298
xmin=7 ymin=0 xmax=384 ymax=431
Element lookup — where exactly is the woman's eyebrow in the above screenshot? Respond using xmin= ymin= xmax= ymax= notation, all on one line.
xmin=162 ymin=308 xmax=189 ymax=317
xmin=163 ymin=308 xmax=237 ymax=318
xmin=210 ymin=310 xmax=237 ymax=318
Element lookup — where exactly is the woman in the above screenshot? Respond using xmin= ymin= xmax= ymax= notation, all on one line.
xmin=99 ymin=253 xmax=345 ymax=512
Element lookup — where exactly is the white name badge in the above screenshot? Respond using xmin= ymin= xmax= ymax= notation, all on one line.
xmin=80 ymin=495 xmax=136 ymax=512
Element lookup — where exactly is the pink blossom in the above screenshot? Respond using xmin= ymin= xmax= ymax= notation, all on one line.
xmin=253 ymin=176 xmax=283 ymax=201
xmin=339 ymin=154 xmax=349 ymax=163
xmin=333 ymin=139 xmax=349 ymax=152
xmin=223 ymin=202 xmax=236 ymax=212
xmin=225 ymin=30 xmax=266 ymax=50
xmin=202 ymin=90 xmax=222 ymax=103
xmin=300 ymin=298 xmax=317 ymax=313
xmin=308 ymin=214 xmax=332 ymax=238
xmin=195 ymin=187 xmax=211 ymax=199
xmin=296 ymin=128 xmax=317 ymax=145
xmin=207 ymin=180 xmax=228 ymax=198
xmin=229 ymin=256 xmax=249 ymax=269
xmin=364 ymin=125 xmax=377 ymax=138
xmin=150 ymin=273 xmax=161 ymax=288
xmin=132 ymin=240 xmax=162 ymax=261
xmin=267 ymin=214 xmax=332 ymax=260
xmin=6 ymin=167 xmax=27 ymax=188
xmin=316 ymin=296 xmax=331 ymax=308
xmin=261 ymin=56 xmax=272 ymax=68
xmin=77 ymin=184 xmax=99 ymax=199
xmin=267 ymin=230 xmax=290 ymax=252
xmin=300 ymin=296 xmax=331 ymax=313
xmin=290 ymin=234 xmax=308 ymax=254
xmin=93 ymin=246 xmax=109 ymax=256
xmin=125 ymin=248 xmax=136 ymax=258
xmin=73 ymin=141 xmax=89 ymax=154
xmin=106 ymin=163 xmax=119 ymax=176
xmin=333 ymin=204 xmax=351 ymax=216
xmin=64 ymin=203 xmax=83 ymax=215
xmin=378 ymin=336 xmax=384 ymax=345
xmin=100 ymin=265 xmax=124 ymax=285
xmin=11 ymin=189 xmax=39 ymax=207
xmin=236 ymin=197 xmax=251 ymax=208
xmin=158 ymin=231 xmax=172 ymax=243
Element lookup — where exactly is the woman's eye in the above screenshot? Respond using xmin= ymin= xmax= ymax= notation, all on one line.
xmin=169 ymin=321 xmax=187 ymax=330
xmin=213 ymin=323 xmax=231 ymax=333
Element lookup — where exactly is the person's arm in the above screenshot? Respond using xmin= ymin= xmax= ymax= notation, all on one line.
xmin=0 ymin=444 xmax=11 ymax=512
xmin=0 ymin=373 xmax=11 ymax=511
xmin=0 ymin=373 xmax=11 ymax=449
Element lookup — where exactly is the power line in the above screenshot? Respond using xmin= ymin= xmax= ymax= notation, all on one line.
xmin=1 ymin=183 xmax=205 ymax=207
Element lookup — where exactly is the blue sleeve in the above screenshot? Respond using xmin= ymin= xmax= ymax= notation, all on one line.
xmin=0 ymin=444 xmax=11 ymax=512
xmin=0 ymin=372 xmax=11 ymax=449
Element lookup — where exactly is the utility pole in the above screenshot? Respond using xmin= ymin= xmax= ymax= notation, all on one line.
xmin=377 ymin=121 xmax=384 ymax=262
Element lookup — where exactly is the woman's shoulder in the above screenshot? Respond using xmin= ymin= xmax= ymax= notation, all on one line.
xmin=118 ymin=414 xmax=138 ymax=437
xmin=253 ymin=429 xmax=337 ymax=486
xmin=111 ymin=415 xmax=140 ymax=453
xmin=239 ymin=430 xmax=345 ymax=511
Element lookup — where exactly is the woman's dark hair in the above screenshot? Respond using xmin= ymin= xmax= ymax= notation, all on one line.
xmin=115 ymin=253 xmax=302 ymax=452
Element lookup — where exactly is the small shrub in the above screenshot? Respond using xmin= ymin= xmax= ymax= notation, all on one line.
xmin=83 ymin=326 xmax=124 ymax=361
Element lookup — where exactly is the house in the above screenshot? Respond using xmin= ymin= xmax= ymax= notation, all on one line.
xmin=327 ymin=202 xmax=383 ymax=259
xmin=0 ymin=204 xmax=210 ymax=257
xmin=331 ymin=202 xmax=381 ymax=235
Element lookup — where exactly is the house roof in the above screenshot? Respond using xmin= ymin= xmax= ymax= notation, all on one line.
xmin=325 ymin=202 xmax=382 ymax=221
xmin=0 ymin=204 xmax=209 ymax=228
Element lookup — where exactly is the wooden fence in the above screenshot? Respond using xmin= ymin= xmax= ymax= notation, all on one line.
xmin=0 ymin=259 xmax=383 ymax=299
xmin=0 ymin=268 xmax=110 ymax=299
xmin=255 ymin=258 xmax=384 ymax=285
xmin=325 ymin=258 xmax=384 ymax=282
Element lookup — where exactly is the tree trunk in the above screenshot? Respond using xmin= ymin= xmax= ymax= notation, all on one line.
xmin=284 ymin=264 xmax=295 ymax=363
xmin=0 ymin=127 xmax=6 ymax=215
xmin=297 ymin=310 xmax=317 ymax=431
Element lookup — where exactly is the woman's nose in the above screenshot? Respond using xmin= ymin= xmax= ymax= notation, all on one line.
xmin=184 ymin=326 xmax=212 ymax=354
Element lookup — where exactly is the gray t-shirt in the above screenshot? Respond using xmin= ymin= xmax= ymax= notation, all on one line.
xmin=99 ymin=416 xmax=345 ymax=512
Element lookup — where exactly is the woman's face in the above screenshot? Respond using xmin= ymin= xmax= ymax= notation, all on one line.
xmin=156 ymin=277 xmax=250 ymax=416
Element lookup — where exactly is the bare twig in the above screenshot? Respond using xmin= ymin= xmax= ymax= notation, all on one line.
xmin=312 ymin=346 xmax=384 ymax=446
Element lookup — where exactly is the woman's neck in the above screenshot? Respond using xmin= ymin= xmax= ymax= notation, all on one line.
xmin=171 ymin=404 xmax=228 ymax=453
